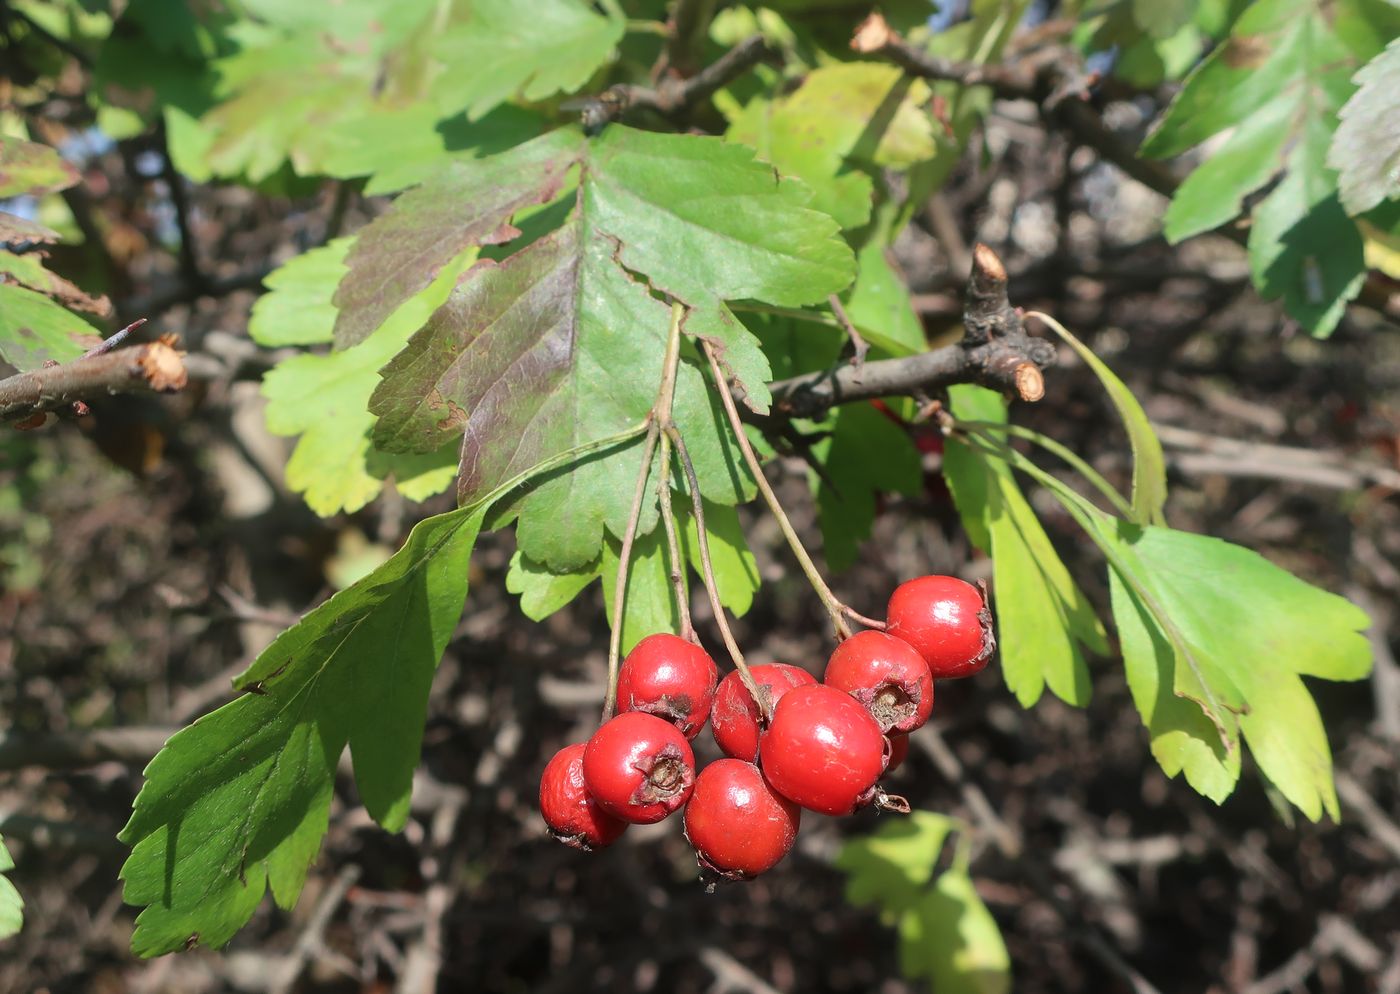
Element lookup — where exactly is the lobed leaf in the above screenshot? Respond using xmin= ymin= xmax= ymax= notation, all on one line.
xmin=0 ymin=283 xmax=100 ymax=372
xmin=944 ymin=387 xmax=1106 ymax=708
xmin=1330 ymin=39 xmax=1400 ymax=214
xmin=430 ymin=0 xmax=623 ymax=121
xmin=119 ymin=506 xmax=485 ymax=955
xmin=0 ymin=835 xmax=20 ymax=940
xmin=899 ymin=871 xmax=1012 ymax=994
xmin=0 ymin=136 xmax=79 ymax=198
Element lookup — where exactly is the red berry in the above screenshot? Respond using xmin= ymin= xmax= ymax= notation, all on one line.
xmin=583 ymin=712 xmax=696 ymax=824
xmin=684 ymin=759 xmax=801 ymax=880
xmin=759 ymin=684 xmax=888 ymax=815
xmin=886 ymin=575 xmax=995 ymax=679
xmin=539 ymin=743 xmax=627 ymax=851
xmin=617 ymin=633 xmax=719 ymax=740
xmin=710 ymin=663 xmax=817 ymax=762
xmin=823 ymin=630 xmax=935 ymax=733
xmin=886 ymin=733 xmax=910 ymax=773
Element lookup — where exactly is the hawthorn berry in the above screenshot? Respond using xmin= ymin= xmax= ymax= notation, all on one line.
xmin=759 ymin=684 xmax=889 ymax=816
xmin=886 ymin=734 xmax=910 ymax=774
xmin=583 ymin=712 xmax=696 ymax=824
xmin=823 ymin=630 xmax=935 ymax=733
xmin=710 ymin=663 xmax=817 ymax=763
xmin=539 ymin=743 xmax=627 ymax=851
xmin=886 ymin=575 xmax=995 ymax=679
xmin=684 ymin=759 xmax=801 ymax=881
xmin=617 ymin=633 xmax=719 ymax=740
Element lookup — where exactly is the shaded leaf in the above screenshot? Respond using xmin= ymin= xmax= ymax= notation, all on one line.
xmin=120 ymin=506 xmax=484 ymax=955
xmin=843 ymin=219 xmax=926 ymax=357
xmin=809 ymin=403 xmax=921 ymax=572
xmin=835 ymin=811 xmax=953 ymax=917
xmin=899 ymin=871 xmax=1012 ymax=994
xmin=0 ymin=249 xmax=110 ymax=315
xmin=506 ymin=551 xmax=601 ymax=621
xmin=1329 ymin=37 xmax=1400 ymax=214
xmin=0 ymin=283 xmax=100 ymax=372
xmin=602 ymin=526 xmax=681 ymax=654
xmin=679 ymin=499 xmax=760 ymax=617
xmin=332 ymin=127 xmax=583 ymax=349
xmin=726 ymin=63 xmax=938 ymax=229
xmin=0 ymin=835 xmax=20 ymax=940
xmin=0 ymin=136 xmax=79 ymax=198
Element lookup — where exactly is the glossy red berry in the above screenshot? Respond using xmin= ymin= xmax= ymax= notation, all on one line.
xmin=583 ymin=712 xmax=696 ymax=824
xmin=684 ymin=759 xmax=801 ymax=881
xmin=759 ymin=684 xmax=889 ymax=816
xmin=886 ymin=733 xmax=910 ymax=773
xmin=617 ymin=633 xmax=719 ymax=740
xmin=539 ymin=743 xmax=628 ymax=851
xmin=886 ymin=575 xmax=995 ymax=679
xmin=710 ymin=663 xmax=817 ymax=762
xmin=823 ymin=630 xmax=935 ymax=733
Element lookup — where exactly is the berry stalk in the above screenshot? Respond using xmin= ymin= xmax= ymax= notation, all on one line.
xmin=701 ymin=340 xmax=880 ymax=640
xmin=667 ymin=424 xmax=768 ymax=719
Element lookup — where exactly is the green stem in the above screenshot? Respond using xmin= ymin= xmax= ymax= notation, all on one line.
xmin=601 ymin=302 xmax=688 ymax=722
xmin=955 ymin=419 xmax=1134 ymax=518
xmin=603 ymin=421 xmax=659 ymax=723
xmin=655 ymin=430 xmax=695 ymax=642
xmin=702 ymin=340 xmax=855 ymax=640
xmin=668 ymin=424 xmax=767 ymax=718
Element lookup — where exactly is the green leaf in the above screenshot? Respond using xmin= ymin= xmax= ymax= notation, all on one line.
xmin=808 ymin=403 xmax=921 ymax=572
xmin=601 ymin=526 xmax=681 ymax=654
xmin=261 ymin=248 xmax=474 ymax=515
xmin=506 ymin=551 xmax=601 ymax=620
xmin=429 ymin=0 xmax=623 ymax=120
xmin=332 ymin=128 xmax=584 ymax=349
xmin=1105 ymin=523 xmax=1370 ymax=821
xmin=1143 ymin=0 xmax=1374 ymax=327
xmin=1329 ymin=38 xmax=1400 ymax=215
xmin=945 ymin=386 xmax=1106 ymax=708
xmin=679 ymin=499 xmax=760 ymax=617
xmin=1249 ymin=117 xmax=1366 ymax=337
xmin=248 ymin=238 xmax=351 ymax=347
xmin=1131 ymin=0 xmax=1196 ymax=40
xmin=1035 ymin=315 xmax=1167 ymax=527
xmin=119 ymin=505 xmax=484 ymax=956
xmin=1141 ymin=0 xmax=1322 ymax=159
xmin=843 ymin=220 xmax=926 ymax=357
xmin=362 ymin=125 xmax=854 ymax=567
xmin=0 ymin=835 xmax=21 ymax=940
xmin=1163 ymin=97 xmax=1293 ymax=242
xmin=835 ymin=811 xmax=954 ymax=917
xmin=726 ymin=63 xmax=938 ymax=230
xmin=0 ymin=283 xmax=100 ymax=372
xmin=899 ymin=870 xmax=1012 ymax=994
xmin=0 ymin=249 xmax=109 ymax=315
xmin=0 ymin=136 xmax=79 ymax=197
xmin=324 ymin=105 xmax=549 ymax=196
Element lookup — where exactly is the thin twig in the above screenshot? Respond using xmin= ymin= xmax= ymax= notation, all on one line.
xmin=80 ymin=317 xmax=146 ymax=358
xmin=655 ymin=429 xmax=695 ymax=642
xmin=664 ymin=0 xmax=719 ymax=76
xmin=765 ymin=245 xmax=1053 ymax=418
xmin=667 ymin=425 xmax=766 ymax=716
xmin=579 ymin=34 xmax=770 ymax=128
xmin=703 ymin=339 xmax=857 ymax=640
xmin=827 ymin=293 xmax=869 ymax=368
xmin=0 ymin=338 xmax=187 ymax=422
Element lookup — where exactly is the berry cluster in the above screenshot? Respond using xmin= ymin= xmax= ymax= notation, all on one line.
xmin=539 ymin=575 xmax=994 ymax=882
